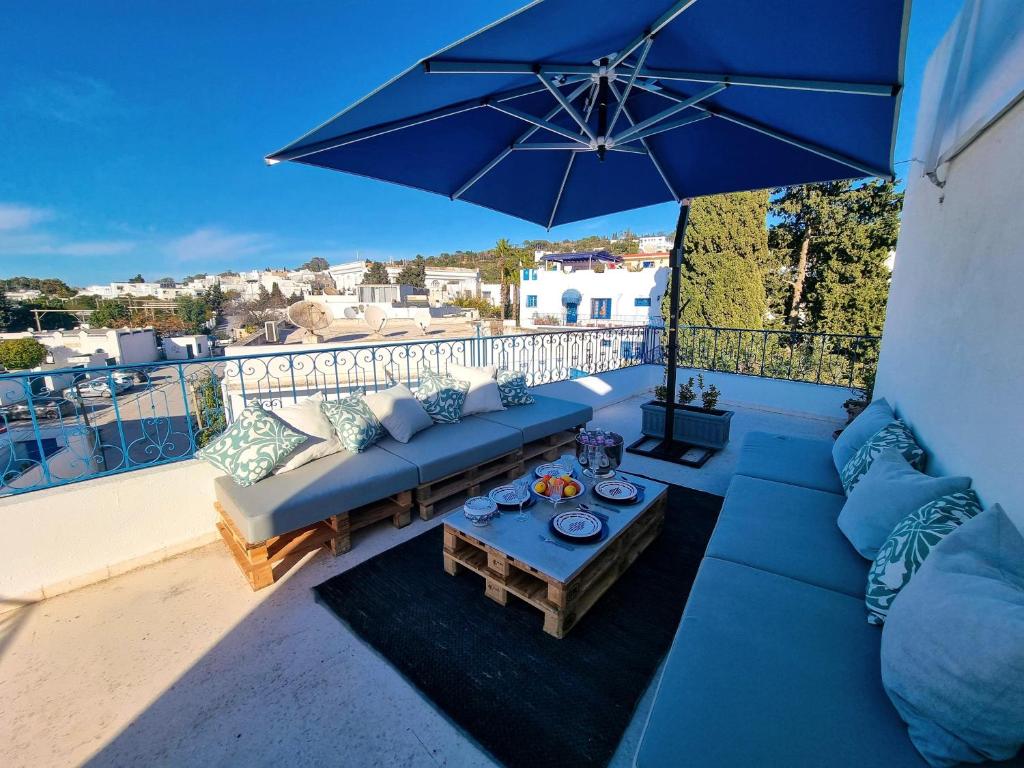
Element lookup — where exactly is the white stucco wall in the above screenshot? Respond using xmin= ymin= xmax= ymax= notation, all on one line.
xmin=875 ymin=97 xmax=1024 ymax=511
xmin=0 ymin=460 xmax=222 ymax=610
xmin=520 ymin=266 xmax=668 ymax=326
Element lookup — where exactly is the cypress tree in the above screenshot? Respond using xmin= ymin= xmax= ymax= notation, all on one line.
xmin=662 ymin=190 xmax=770 ymax=329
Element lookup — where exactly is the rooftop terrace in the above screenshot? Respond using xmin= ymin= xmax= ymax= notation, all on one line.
xmin=0 ymin=368 xmax=846 ymax=767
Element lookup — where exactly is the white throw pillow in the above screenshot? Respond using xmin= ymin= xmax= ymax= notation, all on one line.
xmin=447 ymin=363 xmax=505 ymax=415
xmin=270 ymin=392 xmax=342 ymax=474
xmin=363 ymin=383 xmax=433 ymax=443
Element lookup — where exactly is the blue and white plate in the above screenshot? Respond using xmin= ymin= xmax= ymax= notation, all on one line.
xmin=535 ymin=462 xmax=576 ymax=479
xmin=550 ymin=510 xmax=603 ymax=541
xmin=489 ymin=484 xmax=531 ymax=508
xmin=594 ymin=479 xmax=638 ymax=503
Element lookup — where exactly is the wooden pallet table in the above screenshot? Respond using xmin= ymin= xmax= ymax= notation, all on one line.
xmin=521 ymin=426 xmax=583 ymax=463
xmin=216 ymin=490 xmax=412 ymax=590
xmin=415 ymin=448 xmax=524 ymax=520
xmin=443 ymin=473 xmax=667 ymax=638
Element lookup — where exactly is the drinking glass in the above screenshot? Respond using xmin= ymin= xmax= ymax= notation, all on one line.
xmin=513 ymin=477 xmax=531 ymax=521
xmin=549 ymin=476 xmax=564 ymax=517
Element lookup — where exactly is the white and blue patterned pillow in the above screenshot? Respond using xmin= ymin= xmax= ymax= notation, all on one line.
xmin=321 ymin=392 xmax=386 ymax=452
xmin=414 ymin=367 xmax=470 ymax=423
xmin=840 ymin=420 xmax=924 ymax=494
xmin=496 ymin=369 xmax=535 ymax=407
xmin=196 ymin=403 xmax=309 ymax=486
xmin=866 ymin=489 xmax=982 ymax=625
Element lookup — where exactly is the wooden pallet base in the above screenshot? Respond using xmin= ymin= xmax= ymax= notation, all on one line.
xmin=521 ymin=426 xmax=582 ymax=462
xmin=443 ymin=493 xmax=666 ymax=638
xmin=216 ymin=490 xmax=413 ymax=591
xmin=415 ymin=448 xmax=524 ymax=520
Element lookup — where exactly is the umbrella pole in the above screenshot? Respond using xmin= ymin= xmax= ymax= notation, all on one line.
xmin=659 ymin=198 xmax=692 ymax=448
xmin=662 ymin=199 xmax=690 ymax=448
xmin=627 ymin=199 xmax=709 ymax=467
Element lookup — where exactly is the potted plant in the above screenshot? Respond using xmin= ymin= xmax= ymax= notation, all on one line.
xmin=642 ymin=373 xmax=734 ymax=450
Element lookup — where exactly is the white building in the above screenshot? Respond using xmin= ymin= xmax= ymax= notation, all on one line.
xmin=0 ymin=328 xmax=159 ymax=365
xmin=519 ymin=263 xmax=668 ymax=327
xmin=327 ymin=261 xmax=481 ymax=301
xmin=638 ymin=235 xmax=672 ymax=253
xmin=162 ymin=335 xmax=211 ymax=360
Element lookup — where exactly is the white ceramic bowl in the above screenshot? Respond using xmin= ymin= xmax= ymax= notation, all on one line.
xmin=463 ymin=496 xmax=498 ymax=526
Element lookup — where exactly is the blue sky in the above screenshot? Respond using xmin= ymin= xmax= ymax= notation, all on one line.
xmin=1 ymin=0 xmax=962 ymax=286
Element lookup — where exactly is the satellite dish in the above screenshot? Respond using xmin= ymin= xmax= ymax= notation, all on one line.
xmin=414 ymin=310 xmax=432 ymax=335
xmin=287 ymin=300 xmax=333 ymax=344
xmin=342 ymin=306 xmax=357 ymax=320
xmin=364 ymin=305 xmax=388 ymax=336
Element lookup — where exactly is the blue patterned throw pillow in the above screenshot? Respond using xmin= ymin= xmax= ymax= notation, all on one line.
xmin=866 ymin=489 xmax=982 ymax=625
xmin=840 ymin=420 xmax=924 ymax=494
xmin=496 ymin=369 xmax=535 ymax=407
xmin=414 ymin=367 xmax=470 ymax=423
xmin=320 ymin=392 xmax=386 ymax=452
xmin=196 ymin=403 xmax=308 ymax=486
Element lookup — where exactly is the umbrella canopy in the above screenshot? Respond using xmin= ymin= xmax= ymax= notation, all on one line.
xmin=267 ymin=0 xmax=910 ymax=227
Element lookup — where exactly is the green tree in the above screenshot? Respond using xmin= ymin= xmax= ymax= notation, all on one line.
xmin=157 ymin=277 xmax=176 ymax=288
xmin=770 ymin=180 xmax=902 ymax=336
xmin=128 ymin=273 xmax=146 ymax=284
xmin=0 ymin=290 xmax=13 ymax=331
xmin=90 ymin=301 xmax=130 ymax=327
xmin=395 ymin=256 xmax=426 ymax=288
xmin=176 ymin=295 xmax=212 ymax=334
xmin=300 ymin=256 xmax=330 ymax=272
xmin=268 ymin=283 xmax=287 ymax=308
xmin=662 ymin=191 xmax=770 ymax=329
xmin=362 ymin=261 xmax=391 ymax=285
xmin=0 ymin=338 xmax=48 ymax=370
xmin=287 ymin=291 xmax=304 ymax=306
xmin=205 ymin=283 xmax=226 ymax=316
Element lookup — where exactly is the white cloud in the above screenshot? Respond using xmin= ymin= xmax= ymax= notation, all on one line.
xmin=0 ymin=203 xmax=51 ymax=231
xmin=164 ymin=227 xmax=273 ymax=262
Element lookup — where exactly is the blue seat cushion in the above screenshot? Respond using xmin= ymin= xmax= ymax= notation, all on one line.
xmin=708 ymin=475 xmax=866 ymax=597
xmin=636 ymin=558 xmax=928 ymax=768
xmin=214 ymin=446 xmax=419 ymax=542
xmin=472 ymin=394 xmax=591 ymax=444
xmin=377 ymin=418 xmax=522 ymax=484
xmin=735 ymin=431 xmax=844 ymax=495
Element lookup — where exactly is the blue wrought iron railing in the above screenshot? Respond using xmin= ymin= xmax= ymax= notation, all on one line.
xmin=0 ymin=324 xmax=877 ymax=496
xmin=0 ymin=326 xmax=649 ymax=496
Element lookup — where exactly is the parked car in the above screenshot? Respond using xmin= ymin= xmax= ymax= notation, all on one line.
xmin=0 ymin=396 xmax=78 ymax=422
xmin=63 ymin=378 xmax=131 ymax=399
xmin=110 ymin=371 xmax=138 ymax=388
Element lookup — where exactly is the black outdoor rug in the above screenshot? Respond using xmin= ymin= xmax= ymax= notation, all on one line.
xmin=313 ymin=483 xmax=723 ymax=768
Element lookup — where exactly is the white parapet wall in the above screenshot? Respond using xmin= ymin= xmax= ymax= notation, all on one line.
xmin=0 ymin=460 xmax=222 ymax=611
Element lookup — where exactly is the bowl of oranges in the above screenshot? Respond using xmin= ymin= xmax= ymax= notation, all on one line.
xmin=532 ymin=473 xmax=585 ymax=502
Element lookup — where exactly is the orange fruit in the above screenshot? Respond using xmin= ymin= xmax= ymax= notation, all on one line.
xmin=563 ymin=485 xmax=577 ymax=498
xmin=534 ymin=480 xmax=547 ymax=494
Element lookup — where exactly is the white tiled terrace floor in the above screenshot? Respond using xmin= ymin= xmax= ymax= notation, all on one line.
xmin=0 ymin=393 xmax=842 ymax=768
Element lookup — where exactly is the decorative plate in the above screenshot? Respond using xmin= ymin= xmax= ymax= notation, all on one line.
xmin=489 ymin=484 xmax=531 ymax=508
xmin=551 ymin=510 xmax=603 ymax=540
xmin=594 ymin=479 xmax=638 ymax=503
xmin=463 ymin=496 xmax=498 ymax=526
xmin=535 ymin=462 xmax=576 ymax=478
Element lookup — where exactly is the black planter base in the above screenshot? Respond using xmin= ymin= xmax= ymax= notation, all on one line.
xmin=625 ymin=435 xmax=715 ymax=468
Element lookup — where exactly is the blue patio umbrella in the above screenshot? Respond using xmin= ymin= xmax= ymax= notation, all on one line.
xmin=266 ymin=0 xmax=910 ymax=460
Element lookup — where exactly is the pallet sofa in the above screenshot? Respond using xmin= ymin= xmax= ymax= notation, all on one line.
xmin=213 ymin=393 xmax=592 ymax=590
xmin=635 ymin=431 xmax=1022 ymax=767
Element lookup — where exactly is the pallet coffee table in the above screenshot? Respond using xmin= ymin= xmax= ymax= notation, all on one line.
xmin=443 ymin=471 xmax=668 ymax=638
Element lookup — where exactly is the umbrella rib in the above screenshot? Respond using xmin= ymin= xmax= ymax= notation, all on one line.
xmin=610 ymin=0 xmax=701 ymax=69
xmin=547 ymin=83 xmax=599 ymax=229
xmin=452 ymin=80 xmax=592 ymax=200
xmin=613 ymin=83 xmax=726 ymax=145
xmin=630 ymin=80 xmax=893 ymax=179
xmin=537 ymin=74 xmax=598 ymax=143
xmin=607 ymin=38 xmax=653 ymax=137
xmin=487 ymin=103 xmax=591 ymax=145
xmin=609 ymin=81 xmax=679 ymax=201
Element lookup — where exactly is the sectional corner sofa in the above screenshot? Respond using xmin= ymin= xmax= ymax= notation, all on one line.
xmin=213 ymin=392 xmax=593 ymax=590
xmin=634 ymin=430 xmax=1019 ymax=768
